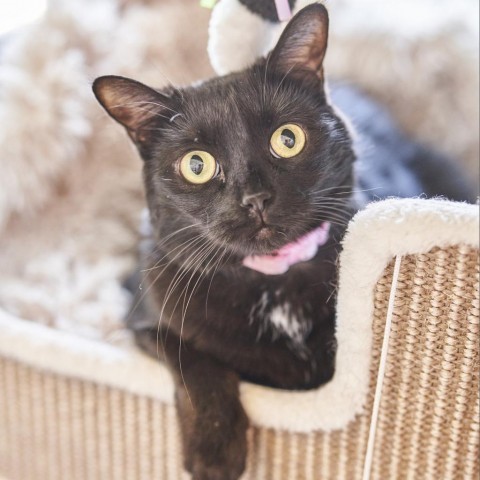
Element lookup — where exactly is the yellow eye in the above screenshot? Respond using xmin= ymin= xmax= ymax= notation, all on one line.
xmin=270 ymin=123 xmax=306 ymax=158
xmin=179 ymin=150 xmax=218 ymax=184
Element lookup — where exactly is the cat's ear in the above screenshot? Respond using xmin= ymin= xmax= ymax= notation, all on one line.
xmin=93 ymin=75 xmax=173 ymax=143
xmin=270 ymin=3 xmax=329 ymax=82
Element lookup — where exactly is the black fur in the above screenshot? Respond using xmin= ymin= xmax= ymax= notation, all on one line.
xmin=93 ymin=5 xmax=474 ymax=479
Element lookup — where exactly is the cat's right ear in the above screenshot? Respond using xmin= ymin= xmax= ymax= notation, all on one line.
xmin=92 ymin=75 xmax=173 ymax=144
xmin=269 ymin=3 xmax=329 ymax=83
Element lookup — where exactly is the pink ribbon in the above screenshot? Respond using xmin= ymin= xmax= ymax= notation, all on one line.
xmin=274 ymin=0 xmax=292 ymax=21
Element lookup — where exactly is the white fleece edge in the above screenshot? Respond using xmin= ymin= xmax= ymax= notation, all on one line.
xmin=208 ymin=0 xmax=278 ymax=75
xmin=0 ymin=198 xmax=478 ymax=432
xmin=207 ymin=0 xmax=324 ymax=75
xmin=0 ymin=310 xmax=176 ymax=402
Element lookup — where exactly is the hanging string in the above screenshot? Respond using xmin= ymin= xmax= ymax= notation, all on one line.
xmin=362 ymin=255 xmax=403 ymax=480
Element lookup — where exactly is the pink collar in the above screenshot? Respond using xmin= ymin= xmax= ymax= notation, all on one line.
xmin=242 ymin=223 xmax=330 ymax=275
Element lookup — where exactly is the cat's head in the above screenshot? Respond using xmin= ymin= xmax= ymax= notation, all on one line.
xmin=93 ymin=4 xmax=355 ymax=256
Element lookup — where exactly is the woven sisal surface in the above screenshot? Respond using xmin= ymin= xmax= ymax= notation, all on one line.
xmin=0 ymin=245 xmax=478 ymax=480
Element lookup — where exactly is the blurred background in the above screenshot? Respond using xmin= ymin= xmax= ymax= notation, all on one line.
xmin=0 ymin=0 xmax=478 ymax=343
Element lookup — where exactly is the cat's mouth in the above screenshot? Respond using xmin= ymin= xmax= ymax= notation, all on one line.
xmin=244 ymin=223 xmax=302 ymax=255
xmin=253 ymin=225 xmax=275 ymax=241
xmin=220 ymin=216 xmax=323 ymax=256
xmin=228 ymin=223 xmax=287 ymax=255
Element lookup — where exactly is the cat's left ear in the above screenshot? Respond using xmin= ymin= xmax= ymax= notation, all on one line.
xmin=93 ymin=75 xmax=174 ymax=144
xmin=270 ymin=3 xmax=329 ymax=82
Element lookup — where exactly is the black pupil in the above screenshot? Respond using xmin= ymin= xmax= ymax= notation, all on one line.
xmin=280 ymin=129 xmax=295 ymax=149
xmin=190 ymin=155 xmax=204 ymax=175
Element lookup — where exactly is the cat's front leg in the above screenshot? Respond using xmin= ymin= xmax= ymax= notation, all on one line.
xmin=134 ymin=328 xmax=249 ymax=480
xmin=175 ymin=370 xmax=248 ymax=480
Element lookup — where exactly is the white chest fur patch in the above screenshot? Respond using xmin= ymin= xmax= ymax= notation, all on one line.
xmin=250 ymin=295 xmax=312 ymax=354
xmin=269 ymin=304 xmax=308 ymax=346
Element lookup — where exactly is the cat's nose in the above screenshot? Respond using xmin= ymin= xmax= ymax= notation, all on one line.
xmin=242 ymin=191 xmax=271 ymax=213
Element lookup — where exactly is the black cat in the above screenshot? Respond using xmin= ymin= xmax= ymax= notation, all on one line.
xmin=93 ymin=5 xmax=474 ymax=479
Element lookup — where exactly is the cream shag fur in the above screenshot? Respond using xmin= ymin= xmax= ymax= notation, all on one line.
xmin=0 ymin=0 xmax=214 ymax=232
xmin=0 ymin=0 xmax=213 ymax=341
xmin=0 ymin=198 xmax=478 ymax=432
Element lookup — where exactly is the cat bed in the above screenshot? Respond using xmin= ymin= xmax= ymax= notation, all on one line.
xmin=1 ymin=197 xmax=479 ymax=479
xmin=0 ymin=0 xmax=479 ymax=479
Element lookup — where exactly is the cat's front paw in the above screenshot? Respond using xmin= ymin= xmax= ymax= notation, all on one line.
xmin=190 ymin=457 xmax=246 ymax=480
xmin=186 ymin=411 xmax=248 ymax=480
